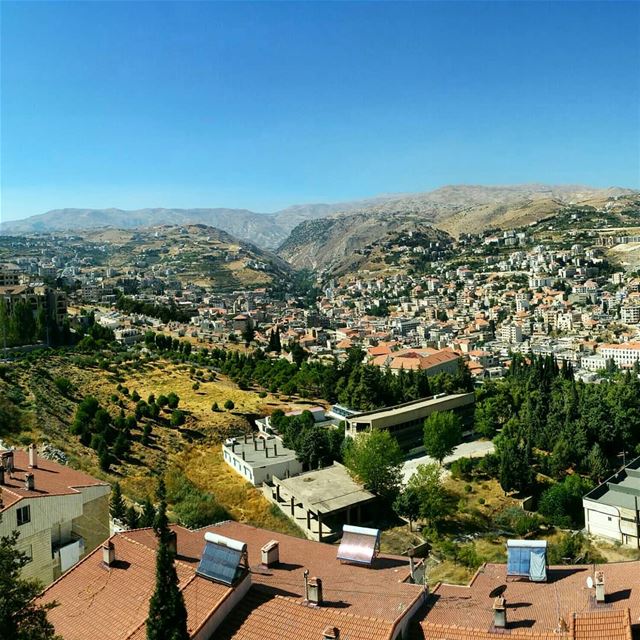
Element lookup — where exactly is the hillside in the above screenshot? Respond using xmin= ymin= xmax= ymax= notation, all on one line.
xmin=65 ymin=224 xmax=291 ymax=290
xmin=278 ymin=187 xmax=640 ymax=272
xmin=277 ymin=213 xmax=453 ymax=275
xmin=4 ymin=184 xmax=636 ymax=250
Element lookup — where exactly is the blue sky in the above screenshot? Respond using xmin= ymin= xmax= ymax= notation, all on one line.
xmin=1 ymin=1 xmax=639 ymax=221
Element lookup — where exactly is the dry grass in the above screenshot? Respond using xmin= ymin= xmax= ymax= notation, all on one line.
xmin=9 ymin=354 xmax=313 ymax=533
xmin=175 ymin=445 xmax=304 ymax=537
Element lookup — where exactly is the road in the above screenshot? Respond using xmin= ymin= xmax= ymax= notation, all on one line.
xmin=401 ymin=440 xmax=495 ymax=484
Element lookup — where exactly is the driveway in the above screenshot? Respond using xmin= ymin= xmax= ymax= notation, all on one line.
xmin=401 ymin=440 xmax=495 ymax=484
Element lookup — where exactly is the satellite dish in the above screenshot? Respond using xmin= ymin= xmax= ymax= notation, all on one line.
xmin=587 ymin=576 xmax=594 ymax=589
xmin=489 ymin=585 xmax=507 ymax=598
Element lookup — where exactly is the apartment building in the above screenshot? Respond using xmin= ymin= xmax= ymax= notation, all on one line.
xmin=597 ymin=342 xmax=640 ymax=369
xmin=0 ymin=445 xmax=110 ymax=585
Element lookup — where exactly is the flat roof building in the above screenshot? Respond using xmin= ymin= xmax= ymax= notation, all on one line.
xmin=266 ymin=462 xmax=377 ymax=542
xmin=346 ymin=392 xmax=475 ymax=453
xmin=222 ymin=434 xmax=303 ymax=486
xmin=583 ymin=456 xmax=640 ymax=548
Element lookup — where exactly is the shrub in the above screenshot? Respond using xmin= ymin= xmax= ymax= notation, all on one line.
xmin=166 ymin=469 xmax=228 ymax=528
xmin=192 ymin=382 xmax=200 ymax=391
xmin=167 ymin=392 xmax=180 ymax=409
xmin=258 ymin=391 xmax=267 ymax=398
xmin=131 ymin=390 xmax=140 ymax=402
xmin=170 ymin=410 xmax=185 ymax=427
xmin=54 ymin=376 xmax=73 ymax=397
xmin=224 ymin=399 xmax=235 ymax=411
xmin=211 ymin=402 xmax=219 ymax=412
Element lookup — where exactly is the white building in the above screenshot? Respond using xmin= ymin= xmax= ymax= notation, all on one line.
xmin=583 ymin=457 xmax=640 ymax=548
xmin=500 ymin=323 xmax=523 ymax=344
xmin=222 ymin=434 xmax=303 ymax=486
xmin=621 ymin=306 xmax=640 ymax=325
xmin=597 ymin=342 xmax=640 ymax=368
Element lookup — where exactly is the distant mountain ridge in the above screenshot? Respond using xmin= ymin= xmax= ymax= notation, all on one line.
xmin=1 ymin=184 xmax=636 ymax=250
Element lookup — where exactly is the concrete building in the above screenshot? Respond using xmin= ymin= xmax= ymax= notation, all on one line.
xmin=0 ymin=283 xmax=68 ymax=326
xmin=621 ymin=305 xmax=640 ymax=325
xmin=266 ymin=463 xmax=377 ymax=541
xmin=222 ymin=434 xmax=303 ymax=486
xmin=0 ymin=445 xmax=110 ymax=586
xmin=597 ymin=342 xmax=640 ymax=369
xmin=345 ymin=392 xmax=475 ymax=453
xmin=0 ymin=265 xmax=21 ymax=286
xmin=583 ymin=457 xmax=640 ymax=548
xmin=500 ymin=323 xmax=523 ymax=344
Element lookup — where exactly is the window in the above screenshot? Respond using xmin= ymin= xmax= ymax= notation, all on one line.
xmin=21 ymin=544 xmax=33 ymax=564
xmin=17 ymin=505 xmax=31 ymax=526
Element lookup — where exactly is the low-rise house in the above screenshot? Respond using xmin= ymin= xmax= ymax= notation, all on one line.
xmin=0 ymin=445 xmax=110 ymax=586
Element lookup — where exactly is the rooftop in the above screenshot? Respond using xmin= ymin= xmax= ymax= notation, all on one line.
xmin=40 ymin=521 xmax=422 ymax=640
xmin=584 ymin=456 xmax=640 ymax=510
xmin=0 ymin=448 xmax=109 ymax=512
xmin=223 ymin=435 xmax=298 ymax=467
xmin=419 ymin=561 xmax=640 ymax=639
xmin=276 ymin=463 xmax=376 ymax=514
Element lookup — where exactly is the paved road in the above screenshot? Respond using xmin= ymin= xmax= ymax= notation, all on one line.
xmin=401 ymin=440 xmax=495 ymax=484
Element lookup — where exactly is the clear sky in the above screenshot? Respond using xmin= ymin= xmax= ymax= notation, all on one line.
xmin=1 ymin=1 xmax=639 ymax=222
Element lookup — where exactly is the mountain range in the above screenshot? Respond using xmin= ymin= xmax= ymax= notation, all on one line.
xmin=2 ymin=184 xmax=638 ymax=272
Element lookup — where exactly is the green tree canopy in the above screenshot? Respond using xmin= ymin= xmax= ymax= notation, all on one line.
xmin=423 ymin=411 xmax=462 ymax=465
xmin=344 ymin=430 xmax=403 ymax=501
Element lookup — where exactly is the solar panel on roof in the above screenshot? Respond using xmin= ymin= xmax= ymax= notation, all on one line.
xmin=196 ymin=538 xmax=246 ymax=586
xmin=337 ymin=524 xmax=380 ymax=566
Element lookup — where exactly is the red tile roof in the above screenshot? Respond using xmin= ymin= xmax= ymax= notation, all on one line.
xmin=0 ymin=448 xmax=108 ymax=512
xmin=419 ymin=562 xmax=639 ymax=640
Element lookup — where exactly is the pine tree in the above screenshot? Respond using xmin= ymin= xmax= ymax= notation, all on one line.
xmin=140 ymin=497 xmax=156 ymax=528
xmin=109 ymin=482 xmax=126 ymax=522
xmin=147 ymin=481 xmax=188 ymax=640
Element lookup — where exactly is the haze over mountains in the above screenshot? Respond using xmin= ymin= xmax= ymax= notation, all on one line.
xmin=2 ymin=185 xmax=637 ymax=264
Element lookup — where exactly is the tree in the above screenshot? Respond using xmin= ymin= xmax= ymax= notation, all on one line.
xmin=407 ymin=462 xmax=450 ymax=525
xmin=147 ymin=482 xmax=188 ymax=640
xmin=170 ymin=410 xmax=185 ymax=427
xmin=224 ymin=399 xmax=235 ymax=411
xmin=393 ymin=485 xmax=421 ymax=530
xmin=140 ymin=497 xmax=156 ymax=528
xmin=167 ymin=393 xmax=180 ymax=409
xmin=242 ymin=322 xmax=255 ymax=347
xmin=0 ymin=514 xmax=61 ymax=640
xmin=423 ymin=411 xmax=462 ymax=465
xmin=344 ymin=430 xmax=403 ymax=501
xmin=211 ymin=402 xmax=219 ymax=412
xmin=125 ymin=505 xmax=140 ymax=530
xmin=110 ymin=482 xmax=126 ymax=522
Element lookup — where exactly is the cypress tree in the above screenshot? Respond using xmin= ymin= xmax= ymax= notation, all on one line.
xmin=109 ymin=482 xmax=126 ymax=522
xmin=147 ymin=480 xmax=188 ymax=640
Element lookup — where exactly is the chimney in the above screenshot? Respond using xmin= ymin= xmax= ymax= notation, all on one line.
xmin=25 ymin=472 xmax=35 ymax=491
xmin=493 ymin=596 xmax=507 ymax=628
xmin=595 ymin=571 xmax=605 ymax=603
xmin=322 ymin=627 xmax=339 ymax=640
xmin=1 ymin=451 xmax=14 ymax=473
xmin=408 ymin=546 xmax=415 ymax=581
xmin=0 ymin=464 xmax=4 ymax=486
xmin=167 ymin=530 xmax=177 ymax=556
xmin=102 ymin=541 xmax=116 ymax=567
xmin=28 ymin=443 xmax=38 ymax=469
xmin=308 ymin=577 xmax=323 ymax=606
xmin=261 ymin=540 xmax=279 ymax=567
